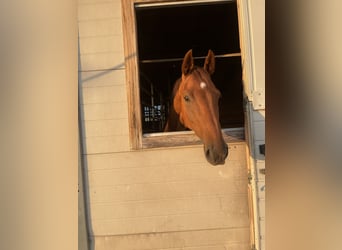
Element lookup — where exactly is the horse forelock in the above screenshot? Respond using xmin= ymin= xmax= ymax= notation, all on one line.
xmin=180 ymin=68 xmax=209 ymax=87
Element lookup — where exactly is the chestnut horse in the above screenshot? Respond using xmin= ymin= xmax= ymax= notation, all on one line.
xmin=164 ymin=49 xmax=228 ymax=165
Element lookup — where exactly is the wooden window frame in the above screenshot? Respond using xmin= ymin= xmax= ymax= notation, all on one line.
xmin=121 ymin=0 xmax=253 ymax=149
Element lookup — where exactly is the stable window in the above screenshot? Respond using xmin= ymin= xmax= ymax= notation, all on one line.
xmin=122 ymin=0 xmax=246 ymax=149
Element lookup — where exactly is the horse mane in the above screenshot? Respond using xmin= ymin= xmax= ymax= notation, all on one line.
xmin=164 ymin=78 xmax=186 ymax=131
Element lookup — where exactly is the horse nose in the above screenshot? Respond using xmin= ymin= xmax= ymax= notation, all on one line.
xmin=223 ymin=144 xmax=228 ymax=159
xmin=204 ymin=143 xmax=228 ymax=166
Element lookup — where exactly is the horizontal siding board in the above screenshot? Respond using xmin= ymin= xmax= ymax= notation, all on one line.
xmin=223 ymin=243 xmax=250 ymax=250
xmin=93 ymin=228 xmax=250 ymax=250
xmin=79 ymin=51 xmax=125 ymax=71
xmin=78 ymin=0 xmax=115 ymax=4
xmin=89 ymin=179 xmax=248 ymax=203
xmin=88 ymin=162 xmax=247 ymax=186
xmin=79 ymin=69 xmax=125 ymax=87
xmin=85 ymin=143 xmax=246 ymax=171
xmin=163 ymin=246 xmax=231 ymax=250
xmin=78 ymin=18 xmax=123 ymax=37
xmin=82 ymin=119 xmax=129 ymax=137
xmin=84 ymin=143 xmax=249 ymax=236
xmin=83 ymin=135 xmax=130 ymax=154
xmin=93 ymin=211 xmax=249 ymax=235
xmin=81 ymin=85 xmax=127 ymax=104
xmin=91 ymin=195 xmax=248 ymax=220
xmin=78 ymin=3 xmax=122 ymax=21
xmin=79 ymin=35 xmax=123 ymax=54
xmin=81 ymin=102 xmax=128 ymax=120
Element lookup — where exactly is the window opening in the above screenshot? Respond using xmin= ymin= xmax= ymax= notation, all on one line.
xmin=135 ymin=1 xmax=244 ymax=136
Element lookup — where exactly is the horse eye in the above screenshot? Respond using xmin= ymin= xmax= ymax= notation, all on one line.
xmin=184 ymin=95 xmax=190 ymax=102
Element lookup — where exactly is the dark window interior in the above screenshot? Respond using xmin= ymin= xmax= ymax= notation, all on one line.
xmin=135 ymin=1 xmax=244 ymax=133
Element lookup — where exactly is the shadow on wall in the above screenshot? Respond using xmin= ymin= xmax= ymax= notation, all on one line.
xmin=78 ymin=32 xmax=137 ymax=249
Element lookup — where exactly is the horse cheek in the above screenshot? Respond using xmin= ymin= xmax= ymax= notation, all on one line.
xmin=179 ymin=113 xmax=185 ymax=126
xmin=173 ymin=92 xmax=181 ymax=114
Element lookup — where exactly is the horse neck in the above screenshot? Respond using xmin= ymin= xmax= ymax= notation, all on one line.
xmin=164 ymin=79 xmax=186 ymax=131
xmin=164 ymin=103 xmax=185 ymax=131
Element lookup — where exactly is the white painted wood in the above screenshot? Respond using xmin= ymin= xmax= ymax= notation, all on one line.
xmin=248 ymin=0 xmax=265 ymax=93
xmin=256 ymin=180 xmax=265 ymax=200
xmin=135 ymin=0 xmax=234 ymax=8
xmin=79 ymin=51 xmax=125 ymax=71
xmin=84 ymin=143 xmax=250 ymax=237
xmin=237 ymin=0 xmax=254 ymax=100
xmin=252 ymin=88 xmax=265 ymax=110
xmin=82 ymin=119 xmax=129 ymax=138
xmin=260 ymin=239 xmax=265 ymax=250
xmin=78 ymin=18 xmax=123 ymax=37
xmin=237 ymin=0 xmax=265 ymax=111
xmin=93 ymin=211 xmax=249 ymax=235
xmin=81 ymin=102 xmax=128 ymax=121
xmin=91 ymin=195 xmax=248 ymax=220
xmin=78 ymin=0 xmax=117 ymax=6
xmin=245 ymin=101 xmax=264 ymax=250
xmin=252 ymin=110 xmax=265 ymax=122
xmin=89 ymin=179 xmax=248 ymax=203
xmin=78 ymin=2 xmax=122 ymax=21
xmin=85 ymin=143 xmax=247 ymax=171
xmin=94 ymin=228 xmax=250 ymax=250
xmin=80 ymin=85 xmax=127 ymax=104
xmin=88 ymin=161 xmax=246 ymax=186
xmin=258 ymin=197 xmax=265 ymax=221
xmin=79 ymin=35 xmax=123 ymax=54
xmin=79 ymin=69 xmax=126 ymax=88
xmin=253 ymin=121 xmax=265 ymax=141
xmin=82 ymin=134 xmax=130 ymax=154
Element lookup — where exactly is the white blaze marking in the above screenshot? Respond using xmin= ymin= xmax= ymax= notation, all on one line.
xmin=200 ymin=81 xmax=207 ymax=89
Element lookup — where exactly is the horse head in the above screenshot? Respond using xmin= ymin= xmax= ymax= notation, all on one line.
xmin=166 ymin=49 xmax=228 ymax=165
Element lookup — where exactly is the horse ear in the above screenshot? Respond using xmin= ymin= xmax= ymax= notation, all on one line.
xmin=204 ymin=49 xmax=215 ymax=75
xmin=182 ymin=49 xmax=194 ymax=75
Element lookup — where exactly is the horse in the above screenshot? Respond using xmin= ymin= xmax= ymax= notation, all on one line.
xmin=164 ymin=49 xmax=228 ymax=165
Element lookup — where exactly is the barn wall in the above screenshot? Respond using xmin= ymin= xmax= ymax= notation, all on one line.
xmin=78 ymin=0 xmax=129 ymax=154
xmin=248 ymin=108 xmax=265 ymax=250
xmin=78 ymin=0 xmax=251 ymax=249
xmin=246 ymin=0 xmax=265 ymax=249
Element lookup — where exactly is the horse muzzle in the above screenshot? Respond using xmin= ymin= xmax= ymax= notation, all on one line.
xmin=204 ymin=143 xmax=228 ymax=166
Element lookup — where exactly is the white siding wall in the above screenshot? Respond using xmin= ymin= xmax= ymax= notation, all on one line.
xmin=78 ymin=0 xmax=252 ymax=249
xmin=78 ymin=0 xmax=129 ymax=153
xmin=250 ymin=109 xmax=265 ymax=250
xmin=247 ymin=0 xmax=265 ymax=249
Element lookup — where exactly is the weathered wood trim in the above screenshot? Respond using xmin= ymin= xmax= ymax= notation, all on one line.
xmin=142 ymin=128 xmax=245 ymax=148
xmin=121 ymin=0 xmax=142 ymax=149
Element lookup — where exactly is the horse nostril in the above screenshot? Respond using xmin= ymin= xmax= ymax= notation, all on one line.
xmin=224 ymin=145 xmax=228 ymax=159
xmin=205 ymin=148 xmax=210 ymax=158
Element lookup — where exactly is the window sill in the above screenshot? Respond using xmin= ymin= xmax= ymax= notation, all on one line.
xmin=142 ymin=127 xmax=245 ymax=149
